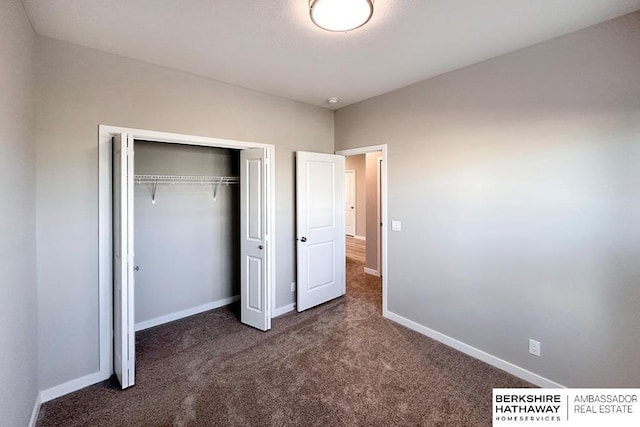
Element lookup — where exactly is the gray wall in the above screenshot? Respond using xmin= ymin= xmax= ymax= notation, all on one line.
xmin=335 ymin=12 xmax=640 ymax=387
xmin=0 ymin=0 xmax=39 ymax=425
xmin=134 ymin=142 xmax=238 ymax=325
xmin=35 ymin=37 xmax=334 ymax=390
xmin=345 ymin=155 xmax=366 ymax=237
xmin=365 ymin=152 xmax=382 ymax=272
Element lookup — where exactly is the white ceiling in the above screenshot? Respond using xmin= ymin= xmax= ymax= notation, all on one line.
xmin=22 ymin=0 xmax=640 ymax=109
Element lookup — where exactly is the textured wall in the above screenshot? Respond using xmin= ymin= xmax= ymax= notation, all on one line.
xmin=335 ymin=12 xmax=640 ymax=387
xmin=0 ymin=0 xmax=38 ymax=425
xmin=365 ymin=152 xmax=382 ymax=273
xmin=35 ymin=37 xmax=334 ymax=390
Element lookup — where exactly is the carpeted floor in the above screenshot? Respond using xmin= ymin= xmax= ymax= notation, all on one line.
xmin=37 ymin=259 xmax=532 ymax=426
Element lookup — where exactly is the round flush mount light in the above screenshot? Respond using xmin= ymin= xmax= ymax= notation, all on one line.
xmin=327 ymin=97 xmax=340 ymax=104
xmin=310 ymin=0 xmax=374 ymax=32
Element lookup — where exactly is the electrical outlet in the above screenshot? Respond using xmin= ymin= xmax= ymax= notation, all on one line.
xmin=529 ymin=339 xmax=541 ymax=357
xmin=290 ymin=282 xmax=296 ymax=292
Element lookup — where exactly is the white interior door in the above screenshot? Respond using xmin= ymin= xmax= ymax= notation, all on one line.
xmin=240 ymin=148 xmax=271 ymax=331
xmin=345 ymin=170 xmax=356 ymax=236
xmin=113 ymin=133 xmax=135 ymax=389
xmin=296 ymin=152 xmax=345 ymax=312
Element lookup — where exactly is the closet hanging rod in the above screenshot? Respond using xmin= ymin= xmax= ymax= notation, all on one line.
xmin=134 ymin=174 xmax=238 ymax=185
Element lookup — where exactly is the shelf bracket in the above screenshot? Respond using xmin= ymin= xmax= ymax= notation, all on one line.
xmin=212 ymin=182 xmax=220 ymax=202
xmin=151 ymin=178 xmax=158 ymax=204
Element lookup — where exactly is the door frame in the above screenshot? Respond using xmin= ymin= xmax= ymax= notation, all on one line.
xmin=98 ymin=125 xmax=276 ymax=380
xmin=336 ymin=145 xmax=388 ymax=317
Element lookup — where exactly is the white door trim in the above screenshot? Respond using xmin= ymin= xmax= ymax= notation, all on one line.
xmin=335 ymin=145 xmax=388 ymax=317
xmin=98 ymin=125 xmax=276 ymax=381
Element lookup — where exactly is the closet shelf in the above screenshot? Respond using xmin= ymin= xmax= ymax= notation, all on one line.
xmin=135 ymin=174 xmax=238 ymax=203
xmin=134 ymin=174 xmax=238 ymax=185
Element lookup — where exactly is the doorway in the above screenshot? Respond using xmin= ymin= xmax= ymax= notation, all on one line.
xmin=336 ymin=145 xmax=388 ymax=315
xmin=99 ymin=125 xmax=276 ymax=388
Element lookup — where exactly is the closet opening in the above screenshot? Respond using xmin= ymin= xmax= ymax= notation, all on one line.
xmin=132 ymin=141 xmax=241 ymax=332
xmin=336 ymin=145 xmax=388 ymax=316
xmin=99 ymin=125 xmax=275 ymax=390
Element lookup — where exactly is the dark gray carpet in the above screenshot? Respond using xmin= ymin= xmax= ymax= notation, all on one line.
xmin=37 ymin=259 xmax=532 ymax=426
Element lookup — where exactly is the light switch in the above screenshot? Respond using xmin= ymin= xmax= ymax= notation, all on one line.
xmin=391 ymin=220 xmax=402 ymax=232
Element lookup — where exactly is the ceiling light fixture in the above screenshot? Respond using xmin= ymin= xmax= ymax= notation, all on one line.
xmin=310 ymin=0 xmax=374 ymax=32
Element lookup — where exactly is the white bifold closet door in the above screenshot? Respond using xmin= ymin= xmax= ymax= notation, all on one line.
xmin=113 ymin=133 xmax=135 ymax=389
xmin=240 ymin=148 xmax=271 ymax=331
xmin=296 ymin=152 xmax=346 ymax=312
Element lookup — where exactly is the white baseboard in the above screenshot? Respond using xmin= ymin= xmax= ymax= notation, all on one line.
xmin=41 ymin=296 xmax=240 ymax=403
xmin=135 ymin=296 xmax=239 ymax=332
xmin=383 ymin=310 xmax=565 ymax=389
xmin=40 ymin=370 xmax=110 ymax=403
xmin=364 ymin=267 xmax=380 ymax=277
xmin=354 ymin=235 xmax=366 ymax=241
xmin=272 ymin=303 xmax=295 ymax=318
xmin=28 ymin=392 xmax=41 ymax=427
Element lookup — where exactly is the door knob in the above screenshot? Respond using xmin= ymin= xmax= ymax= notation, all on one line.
xmin=300 ymin=237 xmax=307 ymax=242
xmin=133 ymin=265 xmax=140 ymax=272
xmin=259 ymin=245 xmax=263 ymax=250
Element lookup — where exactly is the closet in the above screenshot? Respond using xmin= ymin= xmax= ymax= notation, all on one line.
xmin=107 ymin=127 xmax=272 ymax=390
xmin=133 ymin=140 xmax=240 ymax=331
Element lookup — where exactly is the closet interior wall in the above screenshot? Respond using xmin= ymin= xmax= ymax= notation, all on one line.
xmin=133 ymin=140 xmax=240 ymax=329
